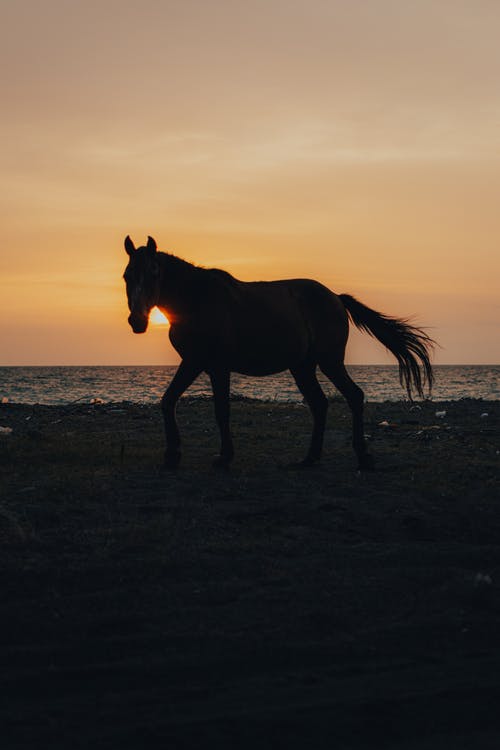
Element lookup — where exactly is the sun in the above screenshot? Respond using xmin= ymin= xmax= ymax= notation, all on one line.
xmin=149 ymin=306 xmax=169 ymax=326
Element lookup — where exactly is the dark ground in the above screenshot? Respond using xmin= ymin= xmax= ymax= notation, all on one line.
xmin=1 ymin=397 xmax=499 ymax=748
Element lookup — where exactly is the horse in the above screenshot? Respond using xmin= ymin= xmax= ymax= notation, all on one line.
xmin=123 ymin=235 xmax=434 ymax=470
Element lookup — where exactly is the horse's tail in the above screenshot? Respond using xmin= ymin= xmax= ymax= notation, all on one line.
xmin=339 ymin=293 xmax=435 ymax=399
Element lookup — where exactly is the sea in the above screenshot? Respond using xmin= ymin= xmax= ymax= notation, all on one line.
xmin=0 ymin=365 xmax=498 ymax=405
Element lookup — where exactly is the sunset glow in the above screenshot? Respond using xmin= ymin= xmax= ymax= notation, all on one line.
xmin=1 ymin=1 xmax=499 ymax=365
xmin=149 ymin=307 xmax=169 ymax=327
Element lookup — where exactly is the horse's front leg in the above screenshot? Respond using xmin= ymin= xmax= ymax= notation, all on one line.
xmin=161 ymin=360 xmax=202 ymax=468
xmin=209 ymin=369 xmax=234 ymax=469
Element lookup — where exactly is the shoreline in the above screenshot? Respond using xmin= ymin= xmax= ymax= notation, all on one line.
xmin=1 ymin=364 xmax=499 ymax=406
xmin=1 ymin=393 xmax=498 ymax=405
xmin=2 ymin=397 xmax=499 ymax=747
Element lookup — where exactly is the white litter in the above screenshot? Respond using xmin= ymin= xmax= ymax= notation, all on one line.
xmin=435 ymin=410 xmax=447 ymax=418
xmin=474 ymin=573 xmax=493 ymax=587
xmin=0 ymin=426 xmax=13 ymax=435
xmin=480 ymin=412 xmax=489 ymax=419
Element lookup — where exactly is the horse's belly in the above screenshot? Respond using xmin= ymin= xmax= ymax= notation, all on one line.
xmin=232 ymin=361 xmax=289 ymax=377
xmin=228 ymin=326 xmax=309 ymax=376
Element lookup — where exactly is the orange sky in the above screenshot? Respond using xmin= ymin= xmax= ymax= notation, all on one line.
xmin=1 ymin=0 xmax=499 ymax=365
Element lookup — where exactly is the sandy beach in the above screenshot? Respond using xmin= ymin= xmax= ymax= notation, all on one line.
xmin=1 ymin=397 xmax=499 ymax=748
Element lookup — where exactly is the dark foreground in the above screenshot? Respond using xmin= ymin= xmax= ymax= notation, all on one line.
xmin=1 ymin=397 xmax=499 ymax=749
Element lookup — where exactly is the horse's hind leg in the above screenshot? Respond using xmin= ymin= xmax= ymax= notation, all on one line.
xmin=209 ymin=369 xmax=234 ymax=469
xmin=319 ymin=359 xmax=373 ymax=470
xmin=290 ymin=363 xmax=328 ymax=466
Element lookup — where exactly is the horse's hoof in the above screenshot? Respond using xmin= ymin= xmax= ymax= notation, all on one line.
xmin=358 ymin=454 xmax=375 ymax=471
xmin=163 ymin=450 xmax=181 ymax=470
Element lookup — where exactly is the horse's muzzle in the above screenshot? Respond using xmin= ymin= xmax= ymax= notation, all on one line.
xmin=128 ymin=314 xmax=148 ymax=334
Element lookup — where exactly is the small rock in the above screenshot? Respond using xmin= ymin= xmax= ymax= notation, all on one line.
xmin=435 ymin=410 xmax=446 ymax=418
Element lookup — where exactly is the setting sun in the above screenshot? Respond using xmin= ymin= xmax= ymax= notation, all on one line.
xmin=149 ymin=307 xmax=169 ymax=326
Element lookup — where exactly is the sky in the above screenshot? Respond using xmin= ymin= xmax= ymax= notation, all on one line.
xmin=1 ymin=0 xmax=499 ymax=365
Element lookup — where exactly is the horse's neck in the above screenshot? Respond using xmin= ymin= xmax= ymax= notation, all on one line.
xmin=157 ymin=253 xmax=201 ymax=316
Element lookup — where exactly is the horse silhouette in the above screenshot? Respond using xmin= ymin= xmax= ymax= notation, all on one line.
xmin=124 ymin=235 xmax=434 ymax=469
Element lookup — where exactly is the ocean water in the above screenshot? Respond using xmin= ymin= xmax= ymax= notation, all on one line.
xmin=0 ymin=365 xmax=498 ymax=405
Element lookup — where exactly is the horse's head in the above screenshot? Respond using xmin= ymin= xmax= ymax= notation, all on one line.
xmin=123 ymin=235 xmax=160 ymax=333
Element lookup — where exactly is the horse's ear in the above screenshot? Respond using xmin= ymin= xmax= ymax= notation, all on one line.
xmin=124 ymin=236 xmax=135 ymax=255
xmin=146 ymin=236 xmax=157 ymax=254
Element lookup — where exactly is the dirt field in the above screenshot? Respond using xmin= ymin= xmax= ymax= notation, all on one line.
xmin=1 ymin=397 xmax=499 ymax=748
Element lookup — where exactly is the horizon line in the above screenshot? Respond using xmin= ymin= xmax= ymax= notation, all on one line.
xmin=1 ymin=363 xmax=498 ymax=368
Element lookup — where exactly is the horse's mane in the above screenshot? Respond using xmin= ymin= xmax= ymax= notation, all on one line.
xmin=158 ymin=251 xmax=237 ymax=285
xmin=205 ymin=267 xmax=235 ymax=282
xmin=157 ymin=251 xmax=199 ymax=275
